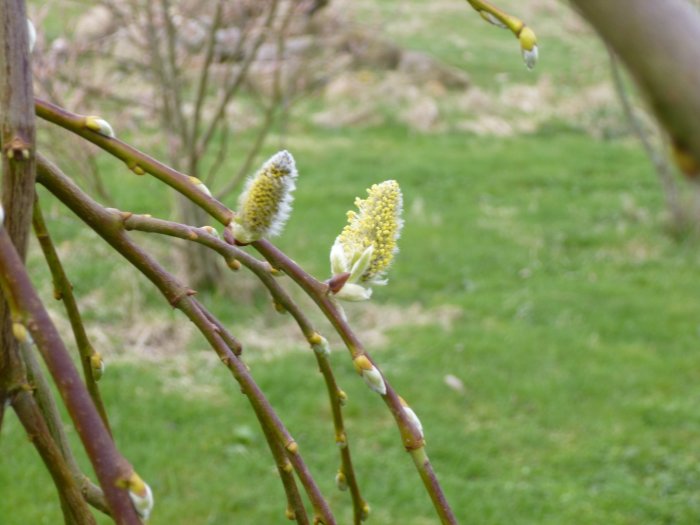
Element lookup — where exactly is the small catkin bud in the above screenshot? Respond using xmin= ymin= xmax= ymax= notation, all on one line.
xmin=478 ymin=10 xmax=507 ymax=28
xmin=337 ymin=389 xmax=348 ymax=406
xmin=361 ymin=502 xmax=371 ymax=520
xmin=12 ymin=323 xmax=31 ymax=344
xmin=200 ymin=225 xmax=220 ymax=238
xmin=127 ymin=162 xmax=146 ymax=176
xmin=273 ymin=300 xmax=287 ymax=314
xmin=84 ymin=116 xmax=116 ymax=138
xmin=353 ymin=355 xmax=386 ymax=395
xmin=90 ymin=353 xmax=105 ymax=381
xmin=231 ymin=150 xmax=298 ymax=243
xmin=285 ymin=507 xmax=296 ymax=520
xmin=519 ymin=26 xmax=538 ymax=70
xmin=335 ymin=431 xmax=347 ymax=448
xmin=335 ymin=470 xmax=348 ymax=491
xmin=189 ymin=176 xmax=212 ymax=197
xmin=399 ymin=396 xmax=424 ymax=439
xmin=125 ymin=472 xmax=154 ymax=520
xmin=310 ymin=334 xmax=330 ymax=357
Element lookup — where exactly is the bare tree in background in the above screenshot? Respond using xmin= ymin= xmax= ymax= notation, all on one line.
xmin=34 ymin=0 xmax=331 ymax=288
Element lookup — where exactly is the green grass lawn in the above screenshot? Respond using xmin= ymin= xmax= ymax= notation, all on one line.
xmin=3 ymin=126 xmax=700 ymax=524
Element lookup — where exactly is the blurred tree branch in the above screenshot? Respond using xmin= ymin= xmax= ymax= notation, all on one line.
xmin=571 ymin=0 xmax=700 ymax=170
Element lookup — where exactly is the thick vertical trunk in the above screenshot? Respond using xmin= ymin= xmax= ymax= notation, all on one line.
xmin=0 ymin=0 xmax=37 ymax=429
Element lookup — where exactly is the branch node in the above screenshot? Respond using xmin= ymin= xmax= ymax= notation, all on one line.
xmin=3 ymin=136 xmax=32 ymax=160
xmin=226 ymin=258 xmax=241 ymax=271
xmin=168 ymin=288 xmax=196 ymax=307
xmin=285 ymin=440 xmax=298 ymax=454
xmin=126 ymin=160 xmax=146 ymax=176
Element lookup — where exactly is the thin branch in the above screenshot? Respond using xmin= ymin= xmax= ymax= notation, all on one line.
xmin=607 ymin=48 xmax=683 ymax=222
xmin=196 ymin=0 xmax=279 ymax=157
xmin=120 ymin=213 xmax=368 ymax=523
xmin=19 ymin=339 xmax=111 ymax=516
xmin=35 ymin=98 xmax=233 ymax=226
xmin=254 ymin=240 xmax=458 ymax=525
xmin=36 ymin=155 xmax=336 ymax=525
xmin=189 ymin=0 xmax=224 ymax=160
xmin=179 ymin=298 xmax=312 ymax=525
xmin=32 ymin=198 xmax=112 ymax=434
xmin=11 ymin=383 xmax=98 ymax=525
xmin=0 ymin=227 xmax=142 ymax=524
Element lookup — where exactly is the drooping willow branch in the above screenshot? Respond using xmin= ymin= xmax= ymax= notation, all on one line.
xmin=34 ymin=98 xmax=233 ymax=226
xmin=36 ymin=155 xmax=335 ymax=525
xmin=118 ymin=213 xmax=368 ymax=524
xmin=10 ymin=369 xmax=98 ymax=525
xmin=32 ymin=199 xmax=112 ymax=434
xmin=19 ymin=338 xmax=110 ymax=516
xmin=34 ymin=97 xmax=458 ymax=524
xmin=1 ymin=2 xmax=130 ymax=522
xmin=255 ymin=241 xmax=458 ymax=525
xmin=0 ymin=226 xmax=142 ymax=524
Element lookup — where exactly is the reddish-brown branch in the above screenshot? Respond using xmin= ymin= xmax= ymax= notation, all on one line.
xmin=32 ymin=199 xmax=112 ymax=434
xmin=19 ymin=339 xmax=110 ymax=516
xmin=0 ymin=0 xmax=37 ymax=431
xmin=12 ymin=387 xmax=98 ymax=525
xmin=34 ymin=98 xmax=233 ymax=226
xmin=119 ymin=213 xmax=368 ymax=522
xmin=36 ymin=155 xmax=336 ymax=525
xmin=0 ymin=229 xmax=141 ymax=524
xmin=254 ymin=240 xmax=458 ymax=525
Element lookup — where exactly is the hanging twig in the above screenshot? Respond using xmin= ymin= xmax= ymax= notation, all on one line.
xmin=254 ymin=240 xmax=458 ymax=525
xmin=35 ymin=95 xmax=458 ymax=524
xmin=32 ymin=199 xmax=112 ymax=434
xmin=119 ymin=213 xmax=369 ymax=523
xmin=19 ymin=339 xmax=111 ymax=516
xmin=11 ymin=377 xmax=98 ymax=525
xmin=0 ymin=227 xmax=142 ymax=524
xmin=36 ymin=155 xmax=336 ymax=525
xmin=607 ymin=48 xmax=684 ymax=226
xmin=35 ymin=98 xmax=233 ymax=225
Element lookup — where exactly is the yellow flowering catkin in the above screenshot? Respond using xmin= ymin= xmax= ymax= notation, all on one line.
xmin=336 ymin=180 xmax=403 ymax=284
xmin=231 ymin=150 xmax=297 ymax=244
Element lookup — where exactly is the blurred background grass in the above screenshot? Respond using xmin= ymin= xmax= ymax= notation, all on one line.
xmin=4 ymin=1 xmax=700 ymax=524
